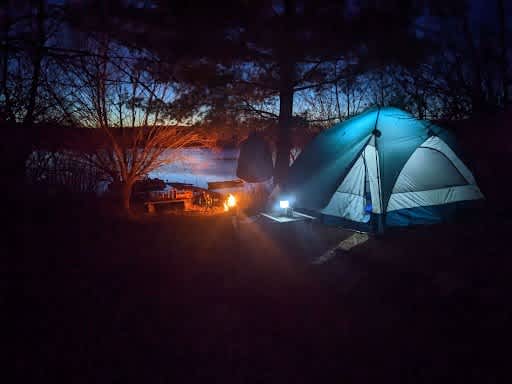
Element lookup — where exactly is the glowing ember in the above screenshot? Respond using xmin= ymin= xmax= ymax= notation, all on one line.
xmin=224 ymin=193 xmax=237 ymax=211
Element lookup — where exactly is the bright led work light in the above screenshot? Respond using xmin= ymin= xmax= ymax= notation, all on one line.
xmin=279 ymin=200 xmax=290 ymax=209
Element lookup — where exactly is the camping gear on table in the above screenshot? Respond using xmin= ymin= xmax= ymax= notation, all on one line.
xmin=286 ymin=107 xmax=484 ymax=232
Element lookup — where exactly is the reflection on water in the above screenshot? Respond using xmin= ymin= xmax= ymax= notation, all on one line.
xmin=149 ymin=148 xmax=240 ymax=188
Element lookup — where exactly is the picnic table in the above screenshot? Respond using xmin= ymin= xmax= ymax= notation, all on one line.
xmin=144 ymin=199 xmax=185 ymax=213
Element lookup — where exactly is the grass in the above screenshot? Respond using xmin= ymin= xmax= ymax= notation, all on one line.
xmin=11 ymin=193 xmax=511 ymax=383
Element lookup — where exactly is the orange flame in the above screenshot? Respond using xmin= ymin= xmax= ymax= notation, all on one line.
xmin=224 ymin=193 xmax=237 ymax=211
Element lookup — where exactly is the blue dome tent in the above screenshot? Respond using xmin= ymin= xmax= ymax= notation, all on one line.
xmin=285 ymin=107 xmax=484 ymax=232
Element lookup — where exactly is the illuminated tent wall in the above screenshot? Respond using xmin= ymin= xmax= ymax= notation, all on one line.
xmin=286 ymin=107 xmax=484 ymax=232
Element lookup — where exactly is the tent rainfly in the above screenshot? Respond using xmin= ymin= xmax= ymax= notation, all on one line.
xmin=285 ymin=107 xmax=484 ymax=232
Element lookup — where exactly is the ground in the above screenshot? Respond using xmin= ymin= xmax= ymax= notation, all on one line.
xmin=11 ymin=194 xmax=511 ymax=383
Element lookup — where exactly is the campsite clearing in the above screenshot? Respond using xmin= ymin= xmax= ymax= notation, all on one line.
xmin=13 ymin=195 xmax=510 ymax=382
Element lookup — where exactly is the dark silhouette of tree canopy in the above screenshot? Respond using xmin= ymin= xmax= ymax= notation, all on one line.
xmin=3 ymin=0 xmax=510 ymax=198
xmin=1 ymin=1 xmax=63 ymax=187
xmin=72 ymin=0 xmax=425 ymax=183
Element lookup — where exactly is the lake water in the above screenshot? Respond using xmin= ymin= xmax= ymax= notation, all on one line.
xmin=29 ymin=147 xmax=274 ymax=195
xmin=149 ymin=148 xmax=241 ymax=188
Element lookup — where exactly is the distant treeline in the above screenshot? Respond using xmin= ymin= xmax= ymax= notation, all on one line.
xmin=15 ymin=124 xmax=209 ymax=152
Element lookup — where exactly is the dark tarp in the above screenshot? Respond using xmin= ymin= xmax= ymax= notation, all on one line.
xmin=236 ymin=132 xmax=274 ymax=182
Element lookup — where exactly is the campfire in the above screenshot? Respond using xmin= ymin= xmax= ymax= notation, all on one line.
xmin=223 ymin=193 xmax=237 ymax=212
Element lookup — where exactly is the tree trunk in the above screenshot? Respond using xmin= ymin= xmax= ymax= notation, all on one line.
xmin=274 ymin=0 xmax=295 ymax=185
xmin=275 ymin=61 xmax=294 ymax=185
xmin=120 ymin=181 xmax=134 ymax=213
xmin=1 ymin=8 xmax=15 ymax=122
xmin=346 ymin=80 xmax=351 ymax=118
xmin=463 ymin=14 xmax=484 ymax=115
xmin=498 ymin=0 xmax=508 ymax=106
xmin=24 ymin=0 xmax=45 ymax=127
xmin=334 ymin=62 xmax=342 ymax=121
xmin=10 ymin=0 xmax=46 ymax=194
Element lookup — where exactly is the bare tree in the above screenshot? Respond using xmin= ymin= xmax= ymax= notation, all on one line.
xmin=1 ymin=1 xmax=57 ymax=185
xmin=57 ymin=39 xmax=213 ymax=211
